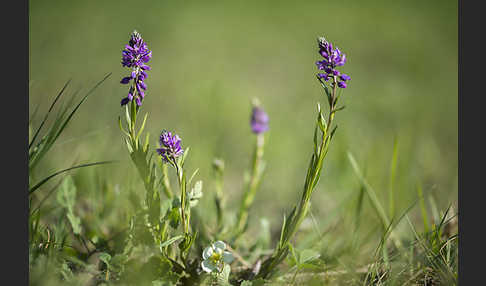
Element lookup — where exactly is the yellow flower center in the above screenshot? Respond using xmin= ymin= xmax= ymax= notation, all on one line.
xmin=210 ymin=252 xmax=222 ymax=264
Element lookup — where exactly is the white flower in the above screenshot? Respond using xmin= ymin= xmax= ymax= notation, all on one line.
xmin=201 ymin=240 xmax=234 ymax=273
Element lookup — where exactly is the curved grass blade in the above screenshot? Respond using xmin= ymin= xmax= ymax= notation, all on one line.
xmin=29 ymin=74 xmax=112 ymax=171
xmin=29 ymin=79 xmax=71 ymax=149
xmin=50 ymin=73 xmax=112 ymax=144
xmin=29 ymin=161 xmax=114 ymax=195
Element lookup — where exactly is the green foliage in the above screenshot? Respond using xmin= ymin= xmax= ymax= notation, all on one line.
xmin=56 ymin=176 xmax=82 ymax=234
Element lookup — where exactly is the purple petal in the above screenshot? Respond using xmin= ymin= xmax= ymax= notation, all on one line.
xmin=340 ymin=74 xmax=351 ymax=81
xmin=121 ymin=97 xmax=130 ymax=106
xmin=120 ymin=77 xmax=131 ymax=84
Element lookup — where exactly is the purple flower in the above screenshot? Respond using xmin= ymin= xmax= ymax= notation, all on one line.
xmin=157 ymin=130 xmax=184 ymax=163
xmin=251 ymin=106 xmax=269 ymax=134
xmin=316 ymin=37 xmax=350 ymax=88
xmin=120 ymin=30 xmax=152 ymax=106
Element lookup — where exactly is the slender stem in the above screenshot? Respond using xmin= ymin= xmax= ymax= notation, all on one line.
xmin=258 ymin=77 xmax=339 ymax=279
xmin=235 ymin=133 xmax=265 ymax=238
xmin=172 ymin=158 xmax=188 ymax=234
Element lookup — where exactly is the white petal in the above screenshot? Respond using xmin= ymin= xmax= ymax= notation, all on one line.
xmin=213 ymin=240 xmax=226 ymax=251
xmin=201 ymin=260 xmax=217 ymax=273
xmin=202 ymin=246 xmax=213 ymax=260
xmin=223 ymin=251 xmax=235 ymax=264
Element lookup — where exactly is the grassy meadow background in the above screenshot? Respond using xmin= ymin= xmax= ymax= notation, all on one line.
xmin=29 ymin=0 xmax=457 ymax=283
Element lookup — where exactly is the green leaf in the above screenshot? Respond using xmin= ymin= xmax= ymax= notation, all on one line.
xmin=29 ymin=79 xmax=71 ymax=150
xmin=30 ymin=161 xmax=114 ymax=195
xmin=317 ymin=110 xmax=327 ymax=134
xmin=56 ymin=176 xmax=76 ymax=210
xmin=67 ymin=212 xmax=81 ymax=235
xmin=160 ymin=199 xmax=172 ymax=218
xmin=99 ymin=252 xmax=112 ymax=266
xmin=118 ymin=116 xmax=130 ymax=137
xmin=249 ymin=278 xmax=266 ymax=286
xmin=136 ymin=113 xmax=148 ymax=143
xmin=216 ymin=264 xmax=231 ymax=285
xmin=168 ymin=207 xmax=180 ymax=229
xmin=188 ymin=168 xmax=199 ymax=185
xmin=298 ymin=249 xmax=320 ymax=265
xmin=109 ymin=254 xmax=128 ymax=273
xmin=189 ymin=180 xmax=203 ymax=207
xmin=178 ymin=232 xmax=196 ymax=254
xmin=160 ymin=235 xmax=185 ymax=248
xmin=178 ymin=147 xmax=190 ymax=167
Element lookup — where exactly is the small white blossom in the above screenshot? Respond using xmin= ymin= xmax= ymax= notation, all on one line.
xmin=201 ymin=240 xmax=234 ymax=273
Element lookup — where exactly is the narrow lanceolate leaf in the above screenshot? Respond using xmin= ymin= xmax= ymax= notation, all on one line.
xmin=335 ymin=105 xmax=346 ymax=112
xmin=143 ymin=132 xmax=150 ymax=152
xmin=118 ymin=116 xmax=130 ymax=137
xmin=125 ymin=137 xmax=133 ymax=153
xmin=135 ymin=113 xmax=148 ymax=142
xmin=160 ymin=235 xmax=185 ymax=248
xmin=313 ymin=124 xmax=319 ymax=156
xmin=188 ymin=169 xmax=199 ymax=186
xmin=329 ymin=125 xmax=338 ymax=140
xmin=125 ymin=104 xmax=132 ymax=130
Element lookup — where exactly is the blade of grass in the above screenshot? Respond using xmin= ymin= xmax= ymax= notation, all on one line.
xmin=29 ymin=79 xmax=71 ymax=149
xmin=389 ymin=137 xmax=399 ymax=218
xmin=347 ymin=152 xmax=390 ymax=229
xmin=29 ymin=161 xmax=115 ymax=195
xmin=29 ymin=74 xmax=111 ymax=171
xmin=416 ymin=182 xmax=430 ymax=233
xmin=51 ymin=73 xmax=112 ymax=144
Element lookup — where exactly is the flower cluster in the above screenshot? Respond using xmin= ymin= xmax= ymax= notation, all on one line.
xmin=315 ymin=37 xmax=351 ymax=88
xmin=201 ymin=241 xmax=234 ymax=273
xmin=120 ymin=30 xmax=152 ymax=106
xmin=250 ymin=106 xmax=269 ymax=134
xmin=157 ymin=130 xmax=184 ymax=163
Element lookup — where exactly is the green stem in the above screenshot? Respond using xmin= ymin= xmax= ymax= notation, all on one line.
xmin=173 ymin=158 xmax=188 ymax=235
xmin=235 ymin=133 xmax=265 ymax=238
xmin=257 ymin=77 xmax=339 ymax=279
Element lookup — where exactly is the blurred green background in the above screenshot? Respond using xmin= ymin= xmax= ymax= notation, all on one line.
xmin=29 ymin=0 xmax=457 ymax=240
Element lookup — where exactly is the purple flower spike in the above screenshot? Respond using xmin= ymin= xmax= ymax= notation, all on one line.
xmin=119 ymin=30 xmax=152 ymax=106
xmin=251 ymin=106 xmax=269 ymax=134
xmin=316 ymin=37 xmax=350 ymax=88
xmin=157 ymin=130 xmax=184 ymax=163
